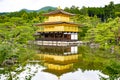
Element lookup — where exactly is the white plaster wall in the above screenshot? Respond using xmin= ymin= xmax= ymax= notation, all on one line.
xmin=71 ymin=33 xmax=78 ymax=40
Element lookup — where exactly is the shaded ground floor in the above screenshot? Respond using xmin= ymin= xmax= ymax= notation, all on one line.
xmin=34 ymin=32 xmax=78 ymax=41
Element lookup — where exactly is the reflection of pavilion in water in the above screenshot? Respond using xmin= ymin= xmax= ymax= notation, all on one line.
xmin=37 ymin=45 xmax=82 ymax=77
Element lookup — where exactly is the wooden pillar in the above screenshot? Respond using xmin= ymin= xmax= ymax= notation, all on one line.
xmin=43 ymin=33 xmax=45 ymax=40
xmin=62 ymin=32 xmax=64 ymax=41
xmin=54 ymin=32 xmax=55 ymax=40
xmin=41 ymin=33 xmax=43 ymax=40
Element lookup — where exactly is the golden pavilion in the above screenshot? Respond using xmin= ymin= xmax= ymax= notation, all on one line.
xmin=35 ymin=8 xmax=79 ymax=45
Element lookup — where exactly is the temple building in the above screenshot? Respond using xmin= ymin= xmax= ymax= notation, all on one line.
xmin=35 ymin=8 xmax=79 ymax=45
xmin=34 ymin=8 xmax=81 ymax=78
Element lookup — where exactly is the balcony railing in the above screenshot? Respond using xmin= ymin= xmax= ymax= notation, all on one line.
xmin=35 ymin=38 xmax=78 ymax=41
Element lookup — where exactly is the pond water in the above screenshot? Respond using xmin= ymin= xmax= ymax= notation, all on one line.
xmin=0 ymin=64 xmax=108 ymax=80
xmin=0 ymin=45 xmax=115 ymax=80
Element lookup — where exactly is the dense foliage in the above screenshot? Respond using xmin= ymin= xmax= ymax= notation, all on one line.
xmin=0 ymin=11 xmax=42 ymax=65
xmin=64 ymin=1 xmax=120 ymax=21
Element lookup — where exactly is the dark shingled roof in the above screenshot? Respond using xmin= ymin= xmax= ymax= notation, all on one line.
xmin=43 ymin=9 xmax=75 ymax=16
xmin=35 ymin=21 xmax=78 ymax=26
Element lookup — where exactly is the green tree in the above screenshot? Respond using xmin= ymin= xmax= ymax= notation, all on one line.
xmin=73 ymin=15 xmax=101 ymax=40
xmin=0 ymin=15 xmax=36 ymax=64
xmin=85 ymin=17 xmax=120 ymax=48
xmin=104 ymin=1 xmax=115 ymax=21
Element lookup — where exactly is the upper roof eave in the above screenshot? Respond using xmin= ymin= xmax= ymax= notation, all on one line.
xmin=43 ymin=9 xmax=75 ymax=16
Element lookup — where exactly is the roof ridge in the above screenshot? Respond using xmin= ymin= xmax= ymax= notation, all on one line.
xmin=43 ymin=9 xmax=75 ymax=16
